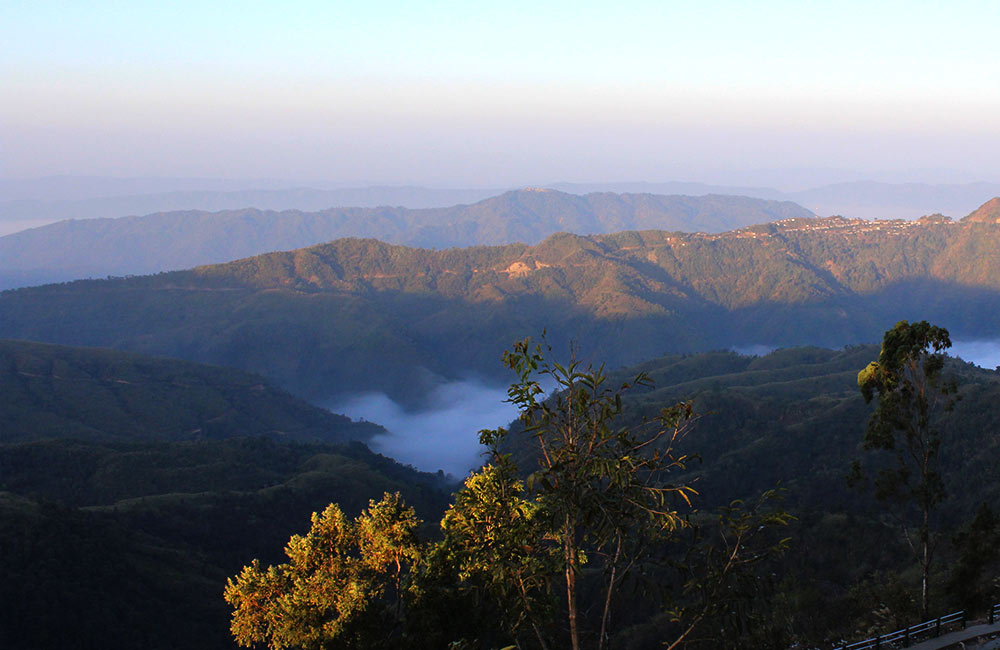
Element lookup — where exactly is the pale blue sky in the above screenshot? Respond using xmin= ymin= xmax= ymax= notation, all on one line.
xmin=3 ymin=1 xmax=1000 ymax=186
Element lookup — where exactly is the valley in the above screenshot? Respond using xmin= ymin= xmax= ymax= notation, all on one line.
xmin=8 ymin=5 xmax=1000 ymax=648
xmin=3 ymin=200 xmax=1000 ymax=650
xmin=3 ymin=204 xmax=1000 ymax=405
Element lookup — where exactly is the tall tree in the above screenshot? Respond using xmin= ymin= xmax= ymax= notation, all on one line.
xmin=855 ymin=320 xmax=956 ymax=619
xmin=494 ymin=338 xmax=697 ymax=650
xmin=438 ymin=458 xmax=559 ymax=650
xmin=224 ymin=492 xmax=422 ymax=650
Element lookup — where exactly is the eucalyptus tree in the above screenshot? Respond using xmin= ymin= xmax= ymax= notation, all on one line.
xmin=855 ymin=320 xmax=956 ymax=619
xmin=489 ymin=338 xmax=698 ymax=650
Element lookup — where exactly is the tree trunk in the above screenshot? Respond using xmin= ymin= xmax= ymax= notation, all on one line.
xmin=921 ymin=505 xmax=930 ymax=620
xmin=920 ymin=427 xmax=931 ymax=621
xmin=517 ymin=579 xmax=550 ymax=650
xmin=598 ymin=534 xmax=623 ymax=650
xmin=565 ymin=515 xmax=580 ymax=650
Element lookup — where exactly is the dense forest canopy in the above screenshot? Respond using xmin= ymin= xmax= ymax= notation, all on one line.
xmin=3 ymin=214 xmax=1000 ymax=404
xmin=3 ymin=207 xmax=1000 ymax=648
xmin=0 ymin=339 xmax=383 ymax=444
xmin=3 ymin=337 xmax=999 ymax=649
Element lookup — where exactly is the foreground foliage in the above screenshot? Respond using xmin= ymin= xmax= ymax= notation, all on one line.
xmin=438 ymin=460 xmax=556 ymax=649
xmin=225 ymin=493 xmax=422 ymax=650
xmin=224 ymin=341 xmax=792 ymax=649
xmin=855 ymin=320 xmax=956 ymax=619
xmin=6 ymin=341 xmax=1000 ymax=649
xmin=491 ymin=339 xmax=699 ymax=650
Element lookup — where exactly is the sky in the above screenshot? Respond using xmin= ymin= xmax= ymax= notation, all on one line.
xmin=3 ymin=1 xmax=1000 ymax=188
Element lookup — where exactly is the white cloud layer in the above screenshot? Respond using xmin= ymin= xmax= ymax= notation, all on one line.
xmin=328 ymin=379 xmax=519 ymax=478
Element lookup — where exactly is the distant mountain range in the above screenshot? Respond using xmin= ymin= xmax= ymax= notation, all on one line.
xmin=4 ymin=177 xmax=998 ymax=228
xmin=786 ymin=180 xmax=1000 ymax=219
xmin=4 ymin=206 xmax=1000 ymax=404
xmin=0 ymin=186 xmax=507 ymax=222
xmin=553 ymin=181 xmax=1000 ymax=218
xmin=0 ymin=175 xmax=296 ymax=202
xmin=0 ymin=190 xmax=812 ymax=289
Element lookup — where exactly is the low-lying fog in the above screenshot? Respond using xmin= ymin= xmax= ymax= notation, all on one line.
xmin=949 ymin=340 xmax=1000 ymax=370
xmin=733 ymin=340 xmax=1000 ymax=370
xmin=328 ymin=379 xmax=519 ymax=478
xmin=331 ymin=341 xmax=1000 ymax=479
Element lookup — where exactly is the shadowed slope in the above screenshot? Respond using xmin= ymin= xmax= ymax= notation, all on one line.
xmin=3 ymin=218 xmax=1000 ymax=403
xmin=0 ymin=339 xmax=384 ymax=444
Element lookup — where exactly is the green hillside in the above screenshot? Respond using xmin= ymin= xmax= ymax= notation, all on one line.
xmin=605 ymin=346 xmax=1000 ymax=518
xmin=3 ymin=216 xmax=1000 ymax=404
xmin=2 ymin=340 xmax=997 ymax=649
xmin=500 ymin=344 xmax=1000 ymax=645
xmin=0 ymin=340 xmax=453 ymax=650
xmin=0 ymin=339 xmax=383 ymax=444
xmin=0 ymin=438 xmax=451 ymax=650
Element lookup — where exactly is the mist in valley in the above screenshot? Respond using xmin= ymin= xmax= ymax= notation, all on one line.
xmin=328 ymin=378 xmax=520 ymax=478
xmin=731 ymin=344 xmax=779 ymax=357
xmin=330 ymin=339 xmax=1000 ymax=478
xmin=950 ymin=339 xmax=1000 ymax=370
xmin=733 ymin=340 xmax=1000 ymax=370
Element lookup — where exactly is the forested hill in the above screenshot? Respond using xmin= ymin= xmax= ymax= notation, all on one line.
xmin=0 ymin=339 xmax=383 ymax=444
xmin=506 ymin=345 xmax=1000 ymax=645
xmin=0 ymin=440 xmax=450 ymax=650
xmin=2 ymin=212 xmax=1000 ymax=403
xmin=0 ymin=343 xmax=449 ymax=650
xmin=0 ymin=190 xmax=811 ymax=288
xmin=607 ymin=346 xmax=1000 ymax=516
xmin=508 ymin=343 xmax=1000 ymax=525
xmin=2 ymin=343 xmax=997 ymax=649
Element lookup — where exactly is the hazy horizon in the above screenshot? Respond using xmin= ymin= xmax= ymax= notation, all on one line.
xmin=5 ymin=2 xmax=1000 ymax=188
xmin=3 ymin=176 xmax=1000 ymax=238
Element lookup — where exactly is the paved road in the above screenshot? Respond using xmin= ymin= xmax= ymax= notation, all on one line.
xmin=906 ymin=621 xmax=1000 ymax=650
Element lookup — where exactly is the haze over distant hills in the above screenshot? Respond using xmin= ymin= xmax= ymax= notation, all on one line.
xmin=0 ymin=186 xmax=508 ymax=223
xmin=0 ymin=176 xmax=304 ymax=202
xmin=4 ymin=208 xmax=1000 ymax=405
xmin=0 ymin=177 xmax=509 ymax=237
xmin=3 ymin=177 xmax=999 ymax=234
xmin=787 ymin=181 xmax=1000 ymax=219
xmin=555 ymin=181 xmax=1000 ymax=219
xmin=0 ymin=190 xmax=812 ymax=289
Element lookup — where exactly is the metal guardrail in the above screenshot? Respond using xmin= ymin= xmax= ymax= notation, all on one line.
xmin=835 ymin=610 xmax=966 ymax=650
